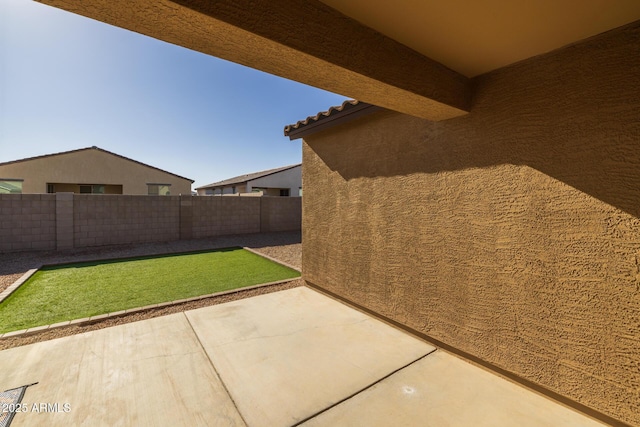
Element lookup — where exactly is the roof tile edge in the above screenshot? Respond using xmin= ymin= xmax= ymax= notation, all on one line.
xmin=284 ymin=100 xmax=383 ymax=140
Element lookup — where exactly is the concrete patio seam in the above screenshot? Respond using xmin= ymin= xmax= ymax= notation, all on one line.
xmin=183 ymin=311 xmax=249 ymax=426
xmin=291 ymin=347 xmax=439 ymax=426
xmin=0 ymin=277 xmax=300 ymax=340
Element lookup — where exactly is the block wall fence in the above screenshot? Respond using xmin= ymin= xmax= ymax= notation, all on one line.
xmin=0 ymin=193 xmax=301 ymax=252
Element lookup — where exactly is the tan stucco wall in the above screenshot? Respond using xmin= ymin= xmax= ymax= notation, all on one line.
xmin=0 ymin=149 xmax=192 ymax=195
xmin=302 ymin=23 xmax=640 ymax=425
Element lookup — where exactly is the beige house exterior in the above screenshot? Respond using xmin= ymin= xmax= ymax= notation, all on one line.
xmin=30 ymin=1 xmax=640 ymax=424
xmin=196 ymin=164 xmax=301 ymax=197
xmin=0 ymin=146 xmax=193 ymax=195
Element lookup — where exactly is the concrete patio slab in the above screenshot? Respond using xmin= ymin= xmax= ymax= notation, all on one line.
xmin=302 ymin=350 xmax=606 ymax=427
xmin=0 ymin=286 xmax=610 ymax=426
xmin=0 ymin=313 xmax=245 ymax=427
xmin=185 ymin=287 xmax=436 ymax=427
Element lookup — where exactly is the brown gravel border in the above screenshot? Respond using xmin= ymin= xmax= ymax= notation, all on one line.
xmin=0 ymin=269 xmax=39 ymax=305
xmin=0 ymin=231 xmax=301 ymax=350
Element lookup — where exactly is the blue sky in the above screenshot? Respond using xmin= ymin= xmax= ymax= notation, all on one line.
xmin=0 ymin=0 xmax=347 ymax=188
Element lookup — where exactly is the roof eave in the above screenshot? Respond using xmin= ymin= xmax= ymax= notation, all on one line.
xmin=285 ymin=103 xmax=384 ymax=140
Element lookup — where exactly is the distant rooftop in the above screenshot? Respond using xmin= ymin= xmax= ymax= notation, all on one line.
xmin=196 ymin=164 xmax=301 ymax=190
xmin=0 ymin=146 xmax=194 ymax=183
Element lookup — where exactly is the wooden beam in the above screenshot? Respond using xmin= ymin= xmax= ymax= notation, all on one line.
xmin=37 ymin=0 xmax=471 ymax=121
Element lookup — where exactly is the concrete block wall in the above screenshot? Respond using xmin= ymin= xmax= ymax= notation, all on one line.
xmin=191 ymin=196 xmax=261 ymax=239
xmin=260 ymin=197 xmax=302 ymax=232
xmin=0 ymin=194 xmax=300 ymax=252
xmin=56 ymin=192 xmax=74 ymax=250
xmin=73 ymin=195 xmax=180 ymax=248
xmin=0 ymin=194 xmax=56 ymax=252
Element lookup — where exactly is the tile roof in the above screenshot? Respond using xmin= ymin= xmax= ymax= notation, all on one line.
xmin=0 ymin=146 xmax=194 ymax=183
xmin=284 ymin=100 xmax=383 ymax=140
xmin=195 ymin=164 xmax=301 ymax=190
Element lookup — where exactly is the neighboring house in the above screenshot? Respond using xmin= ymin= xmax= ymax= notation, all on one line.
xmin=0 ymin=146 xmax=193 ymax=195
xmin=196 ymin=164 xmax=301 ymax=196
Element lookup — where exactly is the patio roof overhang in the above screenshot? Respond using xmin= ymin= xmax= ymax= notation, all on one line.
xmin=36 ymin=0 xmax=640 ymax=122
xmin=34 ymin=0 xmax=469 ymax=121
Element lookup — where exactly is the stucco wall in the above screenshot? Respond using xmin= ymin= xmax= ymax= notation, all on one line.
xmin=302 ymin=23 xmax=640 ymax=425
xmin=0 ymin=148 xmax=192 ymax=195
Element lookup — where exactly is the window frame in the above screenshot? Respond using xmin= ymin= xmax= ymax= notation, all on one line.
xmin=0 ymin=178 xmax=24 ymax=194
xmin=147 ymin=183 xmax=172 ymax=196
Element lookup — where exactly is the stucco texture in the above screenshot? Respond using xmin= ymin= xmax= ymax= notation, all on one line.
xmin=302 ymin=23 xmax=640 ymax=425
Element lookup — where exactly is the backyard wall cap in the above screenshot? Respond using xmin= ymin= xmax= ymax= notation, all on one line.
xmin=284 ymin=100 xmax=384 ymax=140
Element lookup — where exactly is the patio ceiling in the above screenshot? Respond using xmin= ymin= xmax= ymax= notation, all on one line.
xmin=319 ymin=0 xmax=640 ymax=78
xmin=37 ymin=0 xmax=640 ymax=121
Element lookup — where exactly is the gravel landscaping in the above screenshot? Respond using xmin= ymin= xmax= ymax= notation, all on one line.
xmin=0 ymin=231 xmax=301 ymax=350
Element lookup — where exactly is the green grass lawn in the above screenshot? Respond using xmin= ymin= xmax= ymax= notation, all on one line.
xmin=0 ymin=248 xmax=299 ymax=333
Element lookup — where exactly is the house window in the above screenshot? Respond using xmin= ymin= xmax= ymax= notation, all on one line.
xmin=147 ymin=184 xmax=171 ymax=196
xmin=47 ymin=184 xmax=55 ymax=193
xmin=0 ymin=179 xmax=23 ymax=194
xmin=232 ymin=186 xmax=236 ymax=194
xmin=79 ymin=185 xmax=105 ymax=194
xmin=280 ymin=189 xmax=290 ymax=197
